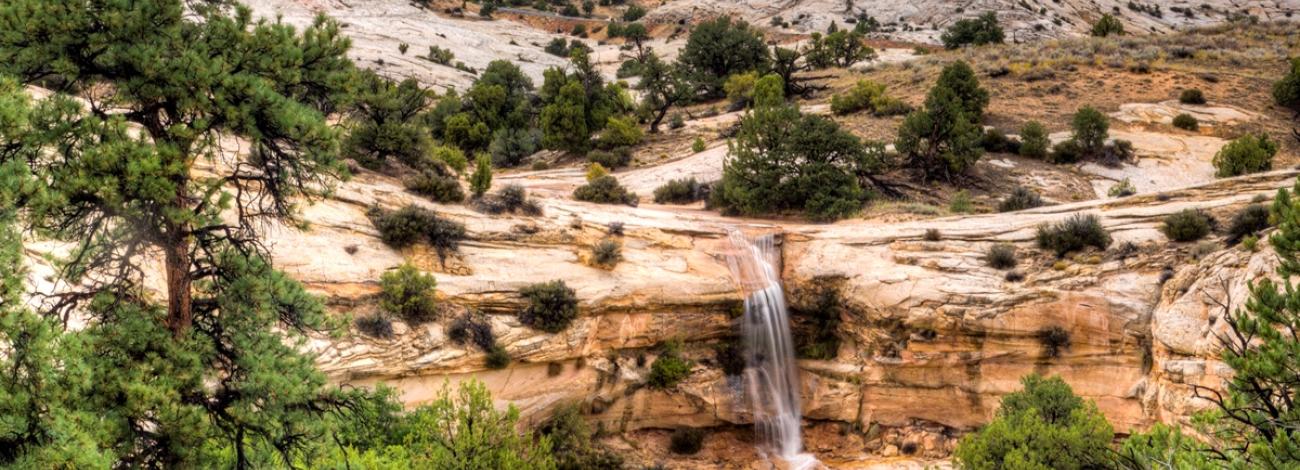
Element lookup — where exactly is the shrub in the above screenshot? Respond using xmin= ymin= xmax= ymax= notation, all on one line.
xmin=1172 ymin=113 xmax=1199 ymax=131
xmin=1108 ymin=178 xmax=1136 ymax=198
xmin=692 ymin=137 xmax=706 ymax=153
xmin=1226 ymin=203 xmax=1271 ymax=245
xmin=998 ymin=186 xmax=1044 ymax=212
xmin=485 ymin=345 xmax=510 ymax=369
xmin=1161 ymin=209 xmax=1214 ymax=242
xmin=648 ymin=341 xmax=693 ymax=389
xmin=713 ymin=339 xmax=746 ymax=377
xmin=1275 ymin=57 xmax=1300 ymax=114
xmin=489 ymin=128 xmax=542 ymax=167
xmin=590 ymin=238 xmax=622 ymax=268
xmin=598 ymin=115 xmax=643 ymax=148
xmin=986 ymin=243 xmax=1018 ymax=269
xmin=606 ymin=221 xmax=624 ymax=236
xmin=955 ymin=374 xmax=1113 ymax=468
xmin=1018 ymin=121 xmax=1049 ymax=159
xmin=924 ymin=228 xmax=941 ymax=241
xmin=355 ymin=314 xmax=394 ymax=338
xmin=669 ymin=428 xmax=706 ymax=455
xmin=653 ymin=178 xmax=707 ymax=204
xmin=587 ymin=147 xmax=632 ymax=168
xmin=586 ymin=162 xmax=608 ymax=182
xmin=896 ymin=62 xmax=986 ymax=181
xmin=622 ymin=4 xmax=646 ymax=21
xmin=1037 ymin=327 xmax=1071 ymax=358
xmin=792 ymin=284 xmax=842 ymax=359
xmin=1091 ymin=13 xmax=1125 ymax=37
xmin=380 ymin=263 xmax=438 ymax=324
xmin=474 ymin=184 xmax=542 ymax=215
xmin=1005 ymin=270 xmax=1025 ymax=282
xmin=1049 ymin=139 xmax=1083 ymax=164
xmin=678 ymin=17 xmax=769 ymax=97
xmin=1036 ymin=214 xmax=1112 ymax=256
xmin=574 ymin=175 xmax=638 ymax=206
xmin=433 ymin=145 xmax=469 ymax=173
xmin=448 ymin=314 xmax=496 ymax=351
xmin=978 ymin=128 xmax=1018 ymax=154
xmin=1070 ymin=106 xmax=1109 ymax=157
xmin=369 ymin=205 xmax=467 ymax=259
xmin=541 ymin=404 xmax=626 ymax=469
xmin=723 ymin=71 xmax=758 ymax=106
xmin=668 ymin=114 xmax=685 ymax=129
xmin=1179 ymin=89 xmax=1206 ymax=105
xmin=1213 ymin=133 xmax=1277 ymax=177
xmin=949 ymin=190 xmax=974 ymax=213
xmin=940 ymin=12 xmax=1005 ymax=49
xmin=519 ymin=280 xmax=579 ymax=333
xmin=404 ymin=167 xmax=466 ymax=203
xmin=469 ymin=153 xmax=493 ymax=198
xmin=872 ymin=95 xmax=912 ymax=116
xmin=830 ymin=79 xmax=886 ymax=115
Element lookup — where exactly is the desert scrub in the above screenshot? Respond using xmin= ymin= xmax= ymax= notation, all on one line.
xmin=949 ymin=190 xmax=974 ymax=213
xmin=403 ymin=165 xmax=465 ymax=203
xmin=1179 ymin=88 xmax=1206 ymax=104
xmin=448 ymin=314 xmax=496 ymax=352
xmin=986 ymin=243 xmax=1018 ymax=269
xmin=653 ymin=177 xmax=708 ymax=204
xmin=518 ymin=280 xmax=579 ymax=333
xmin=474 ymin=184 xmax=543 ymax=215
xmin=998 ymin=186 xmax=1044 ymax=212
xmin=485 ymin=345 xmax=510 ymax=369
xmin=368 ymin=205 xmax=467 ymax=260
xmin=669 ymin=428 xmax=706 ymax=455
xmin=355 ymin=314 xmax=394 ymax=339
xmin=380 ymin=263 xmax=438 ymax=324
xmin=587 ymin=147 xmax=632 ymax=169
xmin=1226 ymin=203 xmax=1272 ymax=245
xmin=590 ymin=238 xmax=622 ymax=268
xmin=1018 ymin=121 xmax=1049 ymax=159
xmin=1161 ymin=209 xmax=1214 ymax=242
xmin=924 ymin=228 xmax=942 ymax=241
xmin=1172 ymin=113 xmax=1198 ymax=131
xmin=692 ymin=137 xmax=706 ymax=153
xmin=648 ymin=340 xmax=694 ymax=389
xmin=1037 ymin=326 xmax=1071 ymax=358
xmin=1213 ymin=133 xmax=1277 ymax=177
xmin=1108 ymin=178 xmax=1136 ymax=198
xmin=1036 ymin=214 xmax=1112 ymax=257
xmin=574 ymin=175 xmax=638 ymax=206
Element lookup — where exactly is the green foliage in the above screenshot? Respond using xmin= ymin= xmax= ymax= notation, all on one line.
xmin=1071 ymin=106 xmax=1109 ymax=157
xmin=541 ymin=49 xmax=628 ymax=152
xmin=637 ymin=52 xmax=691 ymax=132
xmin=935 ymin=60 xmax=990 ymax=121
xmin=623 ymin=4 xmax=646 ymax=21
xmin=368 ymin=205 xmax=467 ymax=259
xmin=648 ymin=341 xmax=694 ymax=389
xmin=394 ymin=380 xmax=555 ymax=469
xmin=427 ymin=45 xmax=455 ymax=65
xmin=712 ymin=339 xmax=746 ymax=377
xmin=1161 ymin=209 xmax=1214 ymax=242
xmin=1172 ymin=113 xmax=1199 ymax=130
xmin=692 ymin=137 xmax=707 ymax=153
xmin=654 ymin=178 xmax=707 ymax=204
xmin=1213 ymin=133 xmax=1277 ymax=177
xmin=541 ymin=404 xmax=625 ymax=470
xmin=443 ymin=113 xmax=492 ymax=153
xmin=792 ymin=284 xmax=843 ymax=359
xmin=519 ymin=280 xmax=580 ymax=333
xmin=404 ymin=164 xmax=466 ymax=203
xmin=1227 ymin=203 xmax=1272 ymax=245
xmin=896 ymin=78 xmax=984 ymax=181
xmin=587 ymin=147 xmax=632 ymax=169
xmin=345 ymin=72 xmax=434 ymax=170
xmin=380 ymin=263 xmax=439 ymax=324
xmin=1116 ymin=424 xmax=1213 ymax=470
xmin=999 ymin=186 xmax=1045 ymax=212
xmin=830 ymin=79 xmax=886 ymax=115
xmin=724 ymin=71 xmax=759 ymax=106
xmin=716 ymin=76 xmax=883 ymax=220
xmin=949 ymin=190 xmax=974 ymax=213
xmin=356 ymin=314 xmax=395 ymax=338
xmin=679 ymin=17 xmax=770 ymax=98
xmin=590 ymin=238 xmax=622 ymax=268
xmin=986 ymin=243 xmax=1018 ymax=269
xmin=1049 ymin=138 xmax=1084 ymax=164
xmin=541 ymin=80 xmax=591 ymax=152
xmin=485 ymin=345 xmax=511 ymax=369
xmin=469 ymin=154 xmax=493 ymax=197
xmin=574 ymin=175 xmax=639 ymax=206
xmin=804 ymin=30 xmax=875 ymax=69
xmin=955 ymin=375 xmax=1114 ymax=470
xmin=1036 ymin=214 xmax=1112 ymax=256
xmin=1018 ymin=121 xmax=1050 ymax=159
xmin=489 ymin=128 xmax=542 ymax=167
xmin=940 ymin=12 xmax=1005 ymax=49
xmin=1179 ymin=88 xmax=1207 ymax=105
xmin=669 ymin=428 xmax=706 ymax=455
xmin=1274 ymin=57 xmax=1300 ymax=114
xmin=473 ymin=184 xmax=543 ymax=215
xmin=1108 ymin=177 xmax=1136 ymax=198
xmin=598 ymin=115 xmax=643 ymax=148
xmin=1091 ymin=13 xmax=1125 ymax=37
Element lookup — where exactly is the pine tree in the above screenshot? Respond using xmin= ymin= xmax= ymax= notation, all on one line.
xmin=638 ymin=52 xmax=689 ymax=133
xmin=896 ymin=82 xmax=984 ymax=181
xmin=955 ymin=375 xmax=1114 ymax=469
xmin=933 ymin=60 xmax=989 ymax=121
xmin=344 ymin=71 xmax=434 ymax=170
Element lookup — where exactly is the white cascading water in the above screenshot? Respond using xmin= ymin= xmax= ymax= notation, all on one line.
xmin=725 ymin=230 xmax=818 ymax=470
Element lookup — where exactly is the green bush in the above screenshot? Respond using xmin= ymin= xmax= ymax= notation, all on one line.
xmin=1036 ymin=214 xmax=1112 ymax=256
xmin=403 ymin=167 xmax=466 ymax=203
xmin=489 ymin=128 xmax=542 ymax=167
xmin=1091 ymin=13 xmax=1125 ymax=37
xmin=590 ymin=238 xmax=622 ymax=268
xmin=723 ymin=71 xmax=758 ymax=106
xmin=587 ymin=147 xmax=632 ymax=168
xmin=712 ymin=339 xmax=746 ymax=377
xmin=648 ymin=341 xmax=693 ymax=389
xmin=574 ymin=175 xmax=638 ymax=206
xmin=433 ymin=145 xmax=470 ymax=173
xmin=986 ymin=243 xmax=1018 ymax=269
xmin=940 ymin=12 xmax=1004 ymax=49
xmin=1018 ymin=121 xmax=1049 ymax=159
xmin=355 ymin=314 xmax=394 ymax=338
xmin=485 ymin=344 xmax=510 ymax=369
xmin=949 ymin=190 xmax=974 ymax=213
xmin=448 ymin=314 xmax=495 ymax=351
xmin=1049 ymin=138 xmax=1083 ymax=164
xmin=469 ymin=153 xmax=492 ymax=197
xmin=692 ymin=137 xmax=706 ymax=153
xmin=1161 ymin=209 xmax=1214 ymax=242
xmin=896 ymin=62 xmax=986 ymax=181
xmin=380 ymin=263 xmax=438 ymax=324
xmin=678 ymin=17 xmax=769 ymax=97
xmin=474 ymin=184 xmax=543 ymax=215
xmin=518 ymin=280 xmax=579 ymax=333
xmin=1070 ymin=106 xmax=1109 ymax=157
xmin=668 ymin=114 xmax=685 ymax=129
xmin=669 ymin=428 xmax=706 ymax=455
xmin=1108 ymin=178 xmax=1136 ymax=198
xmin=998 ymin=186 xmax=1044 ymax=212
xmin=955 ymin=374 xmax=1113 ymax=469
xmin=653 ymin=178 xmax=707 ymax=204
xmin=368 ymin=205 xmax=467 ymax=259
xmin=1275 ymin=57 xmax=1300 ymax=114
xmin=1227 ymin=203 xmax=1272 ymax=245
xmin=830 ymin=79 xmax=885 ymax=115
xmin=598 ymin=115 xmax=643 ymax=148
xmin=541 ymin=403 xmax=625 ymax=469
xmin=1172 ymin=113 xmax=1199 ymax=131
xmin=1179 ymin=88 xmax=1206 ymax=104
xmin=979 ymin=127 xmax=1020 ymax=154
xmin=1213 ymin=133 xmax=1277 ymax=177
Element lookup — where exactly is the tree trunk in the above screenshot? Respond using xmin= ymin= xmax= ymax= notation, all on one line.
xmin=164 ymin=234 xmax=192 ymax=337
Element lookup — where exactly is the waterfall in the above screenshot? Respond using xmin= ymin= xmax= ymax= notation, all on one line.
xmin=725 ymin=230 xmax=818 ymax=470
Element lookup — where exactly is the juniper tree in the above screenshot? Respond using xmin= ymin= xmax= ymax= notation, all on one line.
xmin=678 ymin=17 xmax=770 ymax=98
xmin=344 ymin=71 xmax=434 ymax=170
xmin=637 ymin=52 xmax=690 ymax=132
xmin=896 ymin=81 xmax=984 ymax=181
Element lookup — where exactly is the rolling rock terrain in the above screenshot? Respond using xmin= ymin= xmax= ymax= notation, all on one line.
xmin=24 ymin=0 xmax=1292 ymax=467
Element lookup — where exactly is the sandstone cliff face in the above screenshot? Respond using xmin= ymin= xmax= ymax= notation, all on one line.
xmin=270 ymin=152 xmax=1295 ymax=454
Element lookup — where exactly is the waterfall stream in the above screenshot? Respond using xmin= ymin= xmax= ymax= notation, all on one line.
xmin=725 ymin=230 xmax=818 ymax=469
